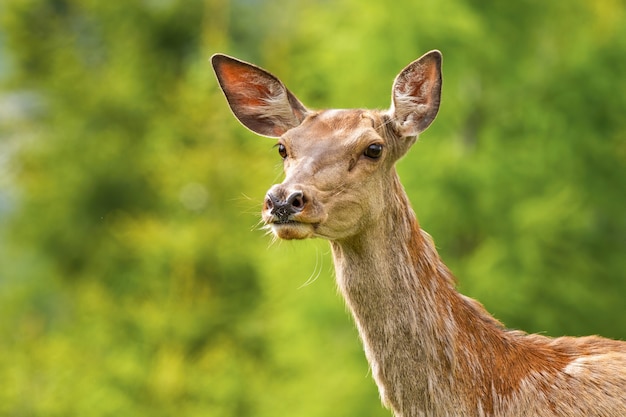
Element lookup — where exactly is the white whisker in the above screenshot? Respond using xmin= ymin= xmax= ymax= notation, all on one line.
xmin=298 ymin=245 xmax=323 ymax=289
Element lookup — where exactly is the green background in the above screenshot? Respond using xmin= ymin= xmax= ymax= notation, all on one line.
xmin=0 ymin=1 xmax=624 ymax=416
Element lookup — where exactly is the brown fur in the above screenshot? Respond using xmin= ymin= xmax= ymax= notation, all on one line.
xmin=212 ymin=51 xmax=626 ymax=416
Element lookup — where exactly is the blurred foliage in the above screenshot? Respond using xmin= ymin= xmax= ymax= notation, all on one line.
xmin=0 ymin=0 xmax=624 ymax=416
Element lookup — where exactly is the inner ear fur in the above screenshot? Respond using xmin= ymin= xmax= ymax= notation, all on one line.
xmin=389 ymin=50 xmax=442 ymax=138
xmin=211 ymin=54 xmax=309 ymax=138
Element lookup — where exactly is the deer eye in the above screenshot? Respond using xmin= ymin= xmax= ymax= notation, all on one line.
xmin=364 ymin=143 xmax=383 ymax=159
xmin=277 ymin=143 xmax=288 ymax=159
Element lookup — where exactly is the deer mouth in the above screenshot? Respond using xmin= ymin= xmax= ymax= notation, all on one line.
xmin=273 ymin=217 xmax=299 ymax=225
xmin=262 ymin=192 xmax=325 ymax=239
xmin=270 ymin=221 xmax=316 ymax=240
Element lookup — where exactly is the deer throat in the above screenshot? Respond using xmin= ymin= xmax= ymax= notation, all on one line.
xmin=328 ymin=195 xmax=469 ymax=413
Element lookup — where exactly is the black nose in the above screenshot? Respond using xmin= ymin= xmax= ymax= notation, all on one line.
xmin=265 ymin=190 xmax=306 ymax=223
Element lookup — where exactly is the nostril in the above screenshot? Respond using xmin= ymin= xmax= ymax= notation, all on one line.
xmin=287 ymin=191 xmax=306 ymax=211
xmin=264 ymin=194 xmax=275 ymax=211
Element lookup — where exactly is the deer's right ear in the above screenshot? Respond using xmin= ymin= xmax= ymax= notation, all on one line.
xmin=211 ymin=54 xmax=310 ymax=138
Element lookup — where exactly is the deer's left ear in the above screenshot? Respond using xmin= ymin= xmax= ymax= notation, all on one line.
xmin=389 ymin=50 xmax=442 ymax=138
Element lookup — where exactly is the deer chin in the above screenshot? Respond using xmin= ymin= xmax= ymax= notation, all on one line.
xmin=270 ymin=222 xmax=316 ymax=240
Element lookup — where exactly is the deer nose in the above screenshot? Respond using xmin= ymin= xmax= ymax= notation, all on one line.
xmin=264 ymin=190 xmax=306 ymax=223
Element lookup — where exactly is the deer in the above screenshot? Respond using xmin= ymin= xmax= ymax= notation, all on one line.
xmin=211 ymin=50 xmax=626 ymax=417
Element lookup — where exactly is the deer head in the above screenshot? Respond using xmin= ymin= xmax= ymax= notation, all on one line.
xmin=212 ymin=51 xmax=442 ymax=241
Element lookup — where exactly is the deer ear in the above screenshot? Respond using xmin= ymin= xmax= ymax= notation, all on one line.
xmin=389 ymin=50 xmax=442 ymax=138
xmin=211 ymin=54 xmax=310 ymax=138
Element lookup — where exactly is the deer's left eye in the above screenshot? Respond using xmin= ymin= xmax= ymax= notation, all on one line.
xmin=364 ymin=143 xmax=383 ymax=159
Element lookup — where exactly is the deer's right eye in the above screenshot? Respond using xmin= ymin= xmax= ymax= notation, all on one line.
xmin=277 ymin=143 xmax=288 ymax=159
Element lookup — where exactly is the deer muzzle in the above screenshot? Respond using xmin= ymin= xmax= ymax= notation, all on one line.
xmin=264 ymin=189 xmax=306 ymax=224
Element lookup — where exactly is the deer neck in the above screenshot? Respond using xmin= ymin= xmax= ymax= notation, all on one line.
xmin=329 ymin=172 xmax=507 ymax=415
